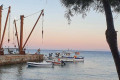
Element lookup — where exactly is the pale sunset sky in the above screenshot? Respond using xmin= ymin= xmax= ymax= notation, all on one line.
xmin=0 ymin=0 xmax=120 ymax=50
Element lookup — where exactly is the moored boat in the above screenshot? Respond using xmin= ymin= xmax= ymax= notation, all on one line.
xmin=60 ymin=51 xmax=84 ymax=62
xmin=46 ymin=59 xmax=66 ymax=66
xmin=45 ymin=51 xmax=84 ymax=63
xmin=27 ymin=62 xmax=54 ymax=68
xmin=52 ymin=61 xmax=66 ymax=66
xmin=73 ymin=57 xmax=84 ymax=62
xmin=59 ymin=56 xmax=84 ymax=62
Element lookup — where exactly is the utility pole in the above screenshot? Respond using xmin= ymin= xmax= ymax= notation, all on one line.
xmin=20 ymin=15 xmax=25 ymax=55
xmin=0 ymin=5 xmax=2 ymax=43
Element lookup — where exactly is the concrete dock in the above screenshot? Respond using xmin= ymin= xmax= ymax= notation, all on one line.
xmin=0 ymin=54 xmax=43 ymax=66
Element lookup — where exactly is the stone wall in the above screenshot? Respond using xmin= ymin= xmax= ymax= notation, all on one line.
xmin=0 ymin=54 xmax=43 ymax=66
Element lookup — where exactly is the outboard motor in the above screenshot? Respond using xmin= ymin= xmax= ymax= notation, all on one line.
xmin=61 ymin=60 xmax=66 ymax=66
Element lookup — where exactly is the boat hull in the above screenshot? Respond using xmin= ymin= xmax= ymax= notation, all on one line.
xmin=27 ymin=62 xmax=53 ymax=68
xmin=60 ymin=57 xmax=84 ymax=62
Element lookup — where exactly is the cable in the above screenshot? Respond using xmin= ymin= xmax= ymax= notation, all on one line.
xmin=8 ymin=12 xmax=11 ymax=43
xmin=3 ymin=7 xmax=9 ymax=10
xmin=24 ymin=10 xmax=42 ymax=18
xmin=13 ymin=22 xmax=15 ymax=45
xmin=41 ymin=11 xmax=44 ymax=44
xmin=15 ymin=18 xmax=20 ymax=21
xmin=1 ymin=5 xmax=9 ymax=10
xmin=15 ymin=10 xmax=43 ymax=21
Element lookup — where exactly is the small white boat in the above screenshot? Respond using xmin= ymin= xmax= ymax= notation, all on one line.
xmin=59 ymin=56 xmax=84 ymax=62
xmin=27 ymin=62 xmax=54 ymax=68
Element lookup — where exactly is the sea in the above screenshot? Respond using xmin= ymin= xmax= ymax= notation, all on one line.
xmin=0 ymin=50 xmax=119 ymax=80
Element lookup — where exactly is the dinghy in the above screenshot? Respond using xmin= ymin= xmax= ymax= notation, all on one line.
xmin=27 ymin=62 xmax=54 ymax=68
xmin=46 ymin=59 xmax=66 ymax=66
xmin=52 ymin=61 xmax=66 ymax=66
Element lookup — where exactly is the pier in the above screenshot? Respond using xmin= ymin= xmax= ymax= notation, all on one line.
xmin=0 ymin=54 xmax=43 ymax=66
xmin=0 ymin=5 xmax=44 ymax=66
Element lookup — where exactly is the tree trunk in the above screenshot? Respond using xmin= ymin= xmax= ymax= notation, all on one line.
xmin=103 ymin=0 xmax=120 ymax=79
xmin=119 ymin=0 xmax=120 ymax=3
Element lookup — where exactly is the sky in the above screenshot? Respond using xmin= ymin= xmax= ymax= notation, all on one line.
xmin=0 ymin=0 xmax=120 ymax=51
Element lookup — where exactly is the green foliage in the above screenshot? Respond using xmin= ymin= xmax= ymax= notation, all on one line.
xmin=60 ymin=0 xmax=120 ymax=24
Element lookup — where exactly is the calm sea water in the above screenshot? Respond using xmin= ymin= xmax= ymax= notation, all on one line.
xmin=0 ymin=50 xmax=118 ymax=80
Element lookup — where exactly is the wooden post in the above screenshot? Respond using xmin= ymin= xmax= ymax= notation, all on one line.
xmin=20 ymin=15 xmax=25 ymax=55
xmin=0 ymin=5 xmax=2 ymax=43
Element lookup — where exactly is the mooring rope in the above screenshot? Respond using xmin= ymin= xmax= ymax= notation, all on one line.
xmin=15 ymin=10 xmax=42 ymax=21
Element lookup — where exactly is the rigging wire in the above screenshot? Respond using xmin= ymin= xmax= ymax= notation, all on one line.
xmin=15 ymin=10 xmax=42 ymax=21
xmin=42 ymin=12 xmax=44 ymax=44
xmin=7 ymin=11 xmax=11 ymax=52
xmin=14 ymin=2 xmax=46 ymax=48
xmin=13 ymin=22 xmax=15 ymax=45
xmin=13 ymin=21 xmax=17 ymax=48
xmin=14 ymin=10 xmax=44 ymax=50
xmin=24 ymin=10 xmax=42 ymax=18
xmin=1 ymin=5 xmax=9 ymax=10
xmin=3 ymin=7 xmax=9 ymax=10
xmin=8 ymin=12 xmax=11 ymax=43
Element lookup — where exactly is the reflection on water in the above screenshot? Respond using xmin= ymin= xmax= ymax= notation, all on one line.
xmin=0 ymin=51 xmax=119 ymax=80
xmin=16 ymin=64 xmax=23 ymax=80
xmin=0 ymin=64 xmax=25 ymax=80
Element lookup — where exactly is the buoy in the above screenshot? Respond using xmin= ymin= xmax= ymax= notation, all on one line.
xmin=58 ymin=58 xmax=60 ymax=61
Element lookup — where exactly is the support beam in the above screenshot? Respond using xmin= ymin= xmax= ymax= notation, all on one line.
xmin=20 ymin=15 xmax=25 ymax=55
xmin=0 ymin=5 xmax=2 ymax=42
xmin=14 ymin=20 xmax=20 ymax=50
xmin=22 ymin=9 xmax=44 ymax=49
xmin=0 ymin=6 xmax=11 ymax=55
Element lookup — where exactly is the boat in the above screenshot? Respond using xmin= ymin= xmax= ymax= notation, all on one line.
xmin=46 ymin=59 xmax=66 ymax=66
xmin=27 ymin=61 xmax=54 ymax=68
xmin=57 ymin=51 xmax=84 ymax=62
xmin=73 ymin=57 xmax=84 ymax=62
xmin=45 ymin=51 xmax=84 ymax=63
xmin=52 ymin=61 xmax=61 ymax=65
xmin=52 ymin=61 xmax=66 ymax=66
xmin=59 ymin=56 xmax=84 ymax=62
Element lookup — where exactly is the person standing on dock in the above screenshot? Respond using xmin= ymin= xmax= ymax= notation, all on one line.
xmin=37 ymin=48 xmax=40 ymax=54
xmin=35 ymin=48 xmax=40 ymax=54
